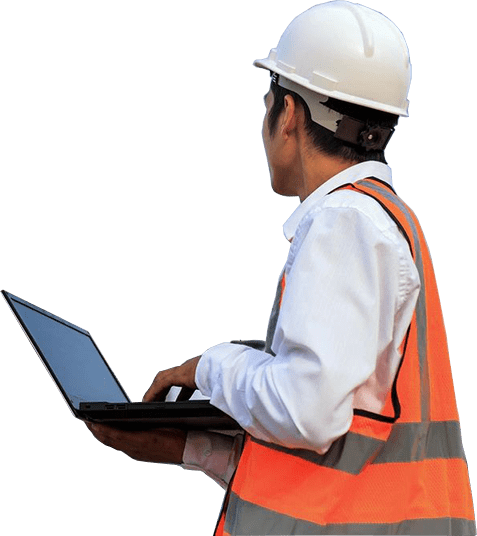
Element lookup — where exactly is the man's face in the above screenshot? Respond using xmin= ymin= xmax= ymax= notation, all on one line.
xmin=262 ymin=90 xmax=273 ymax=181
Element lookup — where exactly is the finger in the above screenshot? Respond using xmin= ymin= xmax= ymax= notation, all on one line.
xmin=85 ymin=422 xmax=112 ymax=443
xmin=142 ymin=357 xmax=200 ymax=402
xmin=176 ymin=387 xmax=195 ymax=401
xmin=86 ymin=422 xmax=130 ymax=450
xmin=143 ymin=368 xmax=177 ymax=402
xmin=85 ymin=421 xmax=104 ymax=437
xmin=143 ymin=384 xmax=171 ymax=402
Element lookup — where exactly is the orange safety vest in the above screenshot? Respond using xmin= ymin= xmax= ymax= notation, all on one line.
xmin=215 ymin=178 xmax=476 ymax=535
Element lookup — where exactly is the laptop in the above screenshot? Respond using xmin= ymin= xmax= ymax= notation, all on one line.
xmin=2 ymin=290 xmax=240 ymax=430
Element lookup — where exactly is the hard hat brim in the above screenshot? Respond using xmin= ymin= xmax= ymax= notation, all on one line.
xmin=253 ymin=57 xmax=409 ymax=117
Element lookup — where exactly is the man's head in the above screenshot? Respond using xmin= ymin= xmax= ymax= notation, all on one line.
xmin=261 ymin=78 xmax=369 ymax=200
xmin=267 ymin=73 xmax=400 ymax=165
xmin=255 ymin=1 xmax=411 ymax=196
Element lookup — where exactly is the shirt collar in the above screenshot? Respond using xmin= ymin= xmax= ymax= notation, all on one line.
xmin=283 ymin=161 xmax=393 ymax=242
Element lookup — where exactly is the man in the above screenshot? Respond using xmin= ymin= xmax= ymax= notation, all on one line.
xmin=88 ymin=2 xmax=476 ymax=534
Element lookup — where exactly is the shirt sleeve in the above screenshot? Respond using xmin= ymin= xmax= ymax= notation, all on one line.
xmin=196 ymin=200 xmax=420 ymax=454
xmin=181 ymin=430 xmax=244 ymax=489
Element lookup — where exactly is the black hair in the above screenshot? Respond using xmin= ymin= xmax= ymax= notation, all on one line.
xmin=268 ymin=78 xmax=399 ymax=164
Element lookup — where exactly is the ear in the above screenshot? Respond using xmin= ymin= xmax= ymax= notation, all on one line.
xmin=281 ymin=94 xmax=298 ymax=137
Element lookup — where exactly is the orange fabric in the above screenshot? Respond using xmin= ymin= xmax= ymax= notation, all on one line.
xmin=278 ymin=272 xmax=286 ymax=308
xmin=215 ymin=512 xmax=226 ymax=536
xmin=348 ymin=413 xmax=392 ymax=441
xmin=392 ymin=315 xmax=422 ymax=423
xmin=232 ymin=439 xmax=475 ymax=525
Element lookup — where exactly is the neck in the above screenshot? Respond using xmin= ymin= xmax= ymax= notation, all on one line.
xmin=297 ymin=148 xmax=357 ymax=202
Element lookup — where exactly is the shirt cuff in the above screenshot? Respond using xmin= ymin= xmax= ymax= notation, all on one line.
xmin=181 ymin=430 xmax=244 ymax=489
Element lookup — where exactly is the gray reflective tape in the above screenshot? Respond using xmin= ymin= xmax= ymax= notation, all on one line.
xmin=252 ymin=432 xmax=385 ymax=475
xmin=251 ymin=420 xmax=467 ymax=474
xmin=265 ymin=271 xmax=284 ymax=355
xmin=373 ymin=420 xmax=466 ymax=464
xmin=225 ymin=493 xmax=476 ymax=535
xmin=356 ymin=179 xmax=431 ymax=423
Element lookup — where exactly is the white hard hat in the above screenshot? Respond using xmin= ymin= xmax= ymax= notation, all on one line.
xmin=254 ymin=1 xmax=411 ymax=118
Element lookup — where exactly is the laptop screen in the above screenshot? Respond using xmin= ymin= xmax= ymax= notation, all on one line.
xmin=9 ymin=296 xmax=129 ymax=409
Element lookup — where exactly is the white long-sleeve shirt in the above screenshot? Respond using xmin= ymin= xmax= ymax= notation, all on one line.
xmin=182 ymin=161 xmax=421 ymax=487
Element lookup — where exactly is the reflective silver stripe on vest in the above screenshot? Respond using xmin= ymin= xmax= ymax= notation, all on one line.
xmin=264 ymin=270 xmax=284 ymax=355
xmin=356 ymin=179 xmax=431 ymax=423
xmin=225 ymin=493 xmax=476 ymax=536
xmin=250 ymin=420 xmax=466 ymax=474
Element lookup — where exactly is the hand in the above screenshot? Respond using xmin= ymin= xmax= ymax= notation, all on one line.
xmin=86 ymin=422 xmax=186 ymax=464
xmin=143 ymin=356 xmax=201 ymax=402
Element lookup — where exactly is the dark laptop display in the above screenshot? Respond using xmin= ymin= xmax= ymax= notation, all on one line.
xmin=2 ymin=290 xmax=239 ymax=430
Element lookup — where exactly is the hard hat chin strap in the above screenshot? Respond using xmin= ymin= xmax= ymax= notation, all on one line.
xmin=276 ymin=75 xmax=394 ymax=151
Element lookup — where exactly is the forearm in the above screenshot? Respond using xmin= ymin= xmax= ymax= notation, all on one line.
xmin=86 ymin=423 xmax=187 ymax=464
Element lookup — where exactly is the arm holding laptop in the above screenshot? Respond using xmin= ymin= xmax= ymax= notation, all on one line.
xmin=86 ymin=356 xmax=200 ymax=464
xmin=86 ymin=354 xmax=239 ymax=487
xmin=86 ymin=422 xmax=187 ymax=464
